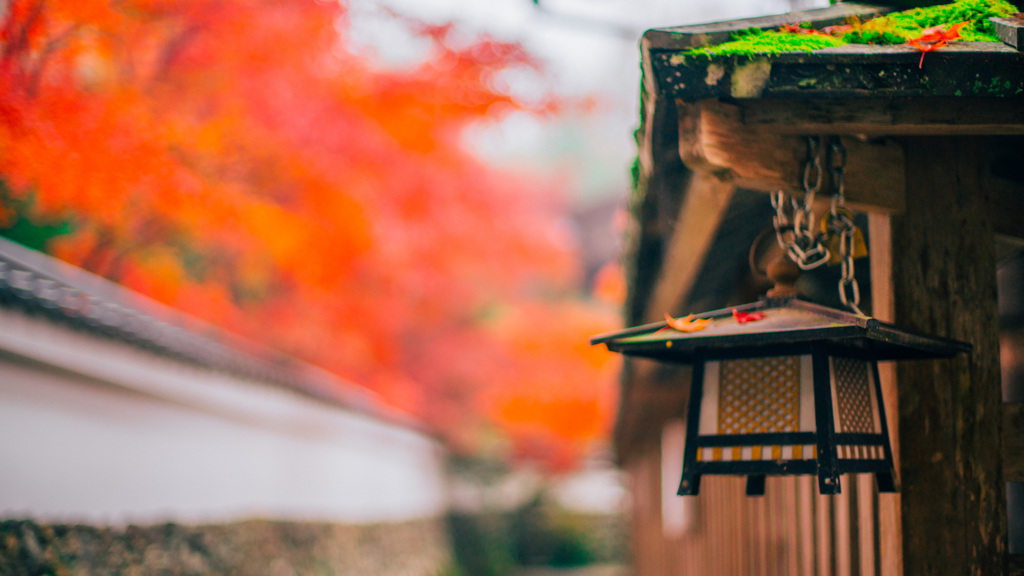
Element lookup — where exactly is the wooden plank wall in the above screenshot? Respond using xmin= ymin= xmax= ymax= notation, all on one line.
xmin=628 ymin=440 xmax=887 ymax=576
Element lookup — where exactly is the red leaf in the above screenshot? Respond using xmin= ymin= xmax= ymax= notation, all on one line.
xmin=906 ymin=21 xmax=970 ymax=68
xmin=780 ymin=23 xmax=828 ymax=36
xmin=732 ymin=309 xmax=766 ymax=324
xmin=820 ymin=24 xmax=853 ymax=36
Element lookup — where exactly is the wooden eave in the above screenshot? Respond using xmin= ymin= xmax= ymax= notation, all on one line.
xmin=615 ymin=3 xmax=1024 ymax=461
xmin=653 ymin=43 xmax=1024 ymax=103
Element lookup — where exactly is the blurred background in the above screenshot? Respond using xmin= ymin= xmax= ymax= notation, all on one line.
xmin=0 ymin=0 xmax=823 ymax=574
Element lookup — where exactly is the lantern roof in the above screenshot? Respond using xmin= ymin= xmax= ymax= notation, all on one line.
xmin=591 ymin=297 xmax=970 ymax=363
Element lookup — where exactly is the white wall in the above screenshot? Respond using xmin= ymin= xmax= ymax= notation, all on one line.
xmin=0 ymin=308 xmax=448 ymax=525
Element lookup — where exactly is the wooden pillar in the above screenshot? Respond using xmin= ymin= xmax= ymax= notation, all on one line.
xmin=869 ymin=211 xmax=902 ymax=576
xmin=889 ymin=136 xmax=1005 ymax=575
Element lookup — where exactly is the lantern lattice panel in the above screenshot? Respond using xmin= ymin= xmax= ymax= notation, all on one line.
xmin=832 ymin=357 xmax=877 ymax=434
xmin=718 ymin=356 xmax=800 ymax=434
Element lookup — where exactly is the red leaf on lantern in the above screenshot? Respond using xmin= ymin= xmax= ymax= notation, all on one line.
xmin=906 ymin=21 xmax=969 ymax=68
xmin=732 ymin=309 xmax=766 ymax=324
xmin=664 ymin=313 xmax=714 ymax=333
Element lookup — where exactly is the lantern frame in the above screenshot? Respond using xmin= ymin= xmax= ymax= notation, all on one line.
xmin=591 ymin=296 xmax=970 ymax=496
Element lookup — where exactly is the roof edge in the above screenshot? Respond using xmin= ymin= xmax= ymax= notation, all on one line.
xmin=0 ymin=236 xmax=423 ymax=431
xmin=641 ymin=3 xmax=891 ymax=52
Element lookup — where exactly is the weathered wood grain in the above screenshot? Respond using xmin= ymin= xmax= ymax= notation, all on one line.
xmin=890 ymin=136 xmax=1004 ymax=576
xmin=676 ymin=99 xmax=906 ymax=214
xmin=993 ymin=17 xmax=1024 ymax=51
xmin=653 ymin=43 xmax=1024 ymax=103
xmin=736 ymin=98 xmax=1024 ymax=136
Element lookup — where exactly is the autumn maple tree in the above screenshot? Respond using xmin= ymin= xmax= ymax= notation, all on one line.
xmin=0 ymin=0 xmax=620 ymax=470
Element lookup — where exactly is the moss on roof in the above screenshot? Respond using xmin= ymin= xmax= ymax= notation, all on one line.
xmin=685 ymin=0 xmax=1016 ymax=58
xmin=844 ymin=0 xmax=1015 ymax=43
xmin=688 ymin=30 xmax=846 ymax=57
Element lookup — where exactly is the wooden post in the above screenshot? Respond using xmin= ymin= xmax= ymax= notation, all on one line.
xmin=889 ymin=137 xmax=1005 ymax=575
xmin=869 ymin=211 xmax=903 ymax=576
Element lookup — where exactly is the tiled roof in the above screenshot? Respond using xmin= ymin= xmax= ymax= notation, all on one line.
xmin=0 ymin=236 xmax=416 ymax=428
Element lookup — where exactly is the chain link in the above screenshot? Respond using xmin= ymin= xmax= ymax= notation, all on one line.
xmin=803 ymin=135 xmax=822 ymax=198
xmin=772 ymin=136 xmax=830 ymax=271
xmin=829 ymin=138 xmax=847 ymax=217
xmin=838 ymin=225 xmax=863 ymax=315
xmin=826 ymin=139 xmax=863 ymax=315
xmin=771 ymin=136 xmax=864 ymax=315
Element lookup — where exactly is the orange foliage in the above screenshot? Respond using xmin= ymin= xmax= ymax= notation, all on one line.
xmin=482 ymin=301 xmax=620 ymax=472
xmin=592 ymin=261 xmax=626 ymax=306
xmin=0 ymin=0 xmax=620 ymax=470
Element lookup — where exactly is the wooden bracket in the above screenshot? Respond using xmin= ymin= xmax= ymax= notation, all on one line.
xmin=676 ymin=99 xmax=906 ymax=214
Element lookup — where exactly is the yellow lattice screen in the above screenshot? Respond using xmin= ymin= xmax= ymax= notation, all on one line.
xmin=718 ymin=356 xmax=800 ymax=435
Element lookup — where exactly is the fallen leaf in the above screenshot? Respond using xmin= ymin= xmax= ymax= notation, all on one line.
xmin=780 ymin=23 xmax=830 ymax=36
xmin=906 ymin=21 xmax=969 ymax=68
xmin=664 ymin=313 xmax=714 ymax=332
xmin=732 ymin=309 xmax=766 ymax=324
xmin=820 ymin=24 xmax=853 ymax=36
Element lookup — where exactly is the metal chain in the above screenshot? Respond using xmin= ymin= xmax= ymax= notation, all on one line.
xmin=838 ymin=223 xmax=863 ymax=315
xmin=828 ymin=138 xmax=846 ymax=216
xmin=827 ymin=139 xmax=863 ymax=315
xmin=772 ymin=136 xmax=830 ymax=270
xmin=771 ymin=136 xmax=865 ymax=315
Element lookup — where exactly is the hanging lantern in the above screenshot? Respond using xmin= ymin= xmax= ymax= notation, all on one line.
xmin=594 ymin=137 xmax=971 ymax=496
xmin=592 ymin=295 xmax=970 ymax=496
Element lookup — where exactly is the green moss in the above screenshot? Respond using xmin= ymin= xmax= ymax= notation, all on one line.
xmin=969 ymin=75 xmax=1018 ymax=94
xmin=688 ymin=30 xmax=845 ymax=58
xmin=842 ymin=0 xmax=1016 ymax=44
xmin=684 ymin=0 xmax=1016 ymax=59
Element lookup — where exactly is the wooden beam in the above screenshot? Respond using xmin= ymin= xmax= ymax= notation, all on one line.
xmin=679 ymin=99 xmax=1024 ymax=238
xmin=736 ymin=98 xmax=1024 ymax=136
xmin=889 ymin=136 xmax=1004 ymax=575
xmin=677 ymin=99 xmax=906 ymax=214
xmin=616 ymin=174 xmax=735 ymax=458
xmin=653 ymin=43 xmax=1024 ymax=103
xmin=645 ymin=171 xmax=734 ymax=324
